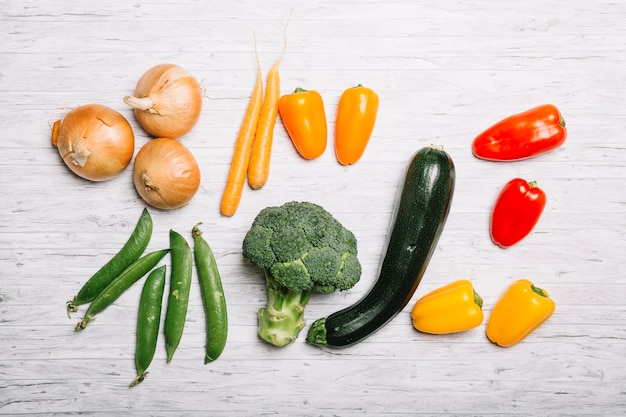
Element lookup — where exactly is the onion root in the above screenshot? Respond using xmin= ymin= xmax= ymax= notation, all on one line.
xmin=141 ymin=173 xmax=159 ymax=192
xmin=67 ymin=140 xmax=92 ymax=167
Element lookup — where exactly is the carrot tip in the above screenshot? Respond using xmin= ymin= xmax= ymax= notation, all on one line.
xmin=220 ymin=208 xmax=236 ymax=217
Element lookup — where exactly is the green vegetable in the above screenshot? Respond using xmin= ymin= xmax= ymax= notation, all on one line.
xmin=67 ymin=208 xmax=153 ymax=317
xmin=242 ymin=201 xmax=362 ymax=347
xmin=192 ymin=223 xmax=228 ymax=363
xmin=164 ymin=229 xmax=193 ymax=362
xmin=130 ymin=265 xmax=166 ymax=387
xmin=307 ymin=145 xmax=455 ymax=347
xmin=75 ymin=249 xmax=170 ymax=331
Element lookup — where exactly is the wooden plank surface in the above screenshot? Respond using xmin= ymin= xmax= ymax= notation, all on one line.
xmin=1 ymin=1 xmax=625 ymax=416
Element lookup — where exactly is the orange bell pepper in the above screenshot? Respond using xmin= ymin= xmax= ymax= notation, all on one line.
xmin=278 ymin=87 xmax=327 ymax=160
xmin=486 ymin=279 xmax=555 ymax=347
xmin=334 ymin=84 xmax=379 ymax=165
xmin=411 ymin=280 xmax=484 ymax=334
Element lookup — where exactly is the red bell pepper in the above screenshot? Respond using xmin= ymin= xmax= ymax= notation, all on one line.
xmin=472 ymin=104 xmax=567 ymax=161
xmin=491 ymin=178 xmax=546 ymax=248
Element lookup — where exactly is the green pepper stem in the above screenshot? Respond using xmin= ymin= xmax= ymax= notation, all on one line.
xmin=473 ymin=290 xmax=484 ymax=308
xmin=531 ymin=284 xmax=548 ymax=297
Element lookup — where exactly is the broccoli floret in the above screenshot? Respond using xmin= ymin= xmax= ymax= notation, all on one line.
xmin=242 ymin=201 xmax=362 ymax=347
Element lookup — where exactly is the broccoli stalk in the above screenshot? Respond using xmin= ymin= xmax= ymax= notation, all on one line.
xmin=258 ymin=270 xmax=312 ymax=347
xmin=242 ymin=201 xmax=362 ymax=347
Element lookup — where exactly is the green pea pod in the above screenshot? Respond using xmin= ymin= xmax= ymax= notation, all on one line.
xmin=74 ymin=249 xmax=169 ymax=331
xmin=67 ymin=208 xmax=153 ymax=317
xmin=164 ymin=230 xmax=193 ymax=363
xmin=130 ymin=265 xmax=166 ymax=387
xmin=192 ymin=223 xmax=228 ymax=363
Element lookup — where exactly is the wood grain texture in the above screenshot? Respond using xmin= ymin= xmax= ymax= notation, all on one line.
xmin=1 ymin=0 xmax=625 ymax=416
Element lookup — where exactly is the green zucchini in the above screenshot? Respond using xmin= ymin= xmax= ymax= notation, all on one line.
xmin=306 ymin=145 xmax=455 ymax=347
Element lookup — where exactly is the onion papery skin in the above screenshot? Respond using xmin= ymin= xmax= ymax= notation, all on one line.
xmin=52 ymin=104 xmax=135 ymax=182
xmin=125 ymin=64 xmax=203 ymax=139
xmin=133 ymin=138 xmax=201 ymax=210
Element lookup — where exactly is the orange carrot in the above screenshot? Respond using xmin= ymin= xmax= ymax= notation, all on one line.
xmin=247 ymin=15 xmax=290 ymax=190
xmin=220 ymin=38 xmax=264 ymax=217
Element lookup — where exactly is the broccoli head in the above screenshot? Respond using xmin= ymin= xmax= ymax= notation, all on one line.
xmin=242 ymin=201 xmax=362 ymax=347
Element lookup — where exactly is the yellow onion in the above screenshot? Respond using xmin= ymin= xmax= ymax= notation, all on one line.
xmin=51 ymin=104 xmax=135 ymax=181
xmin=124 ymin=64 xmax=203 ymax=139
xmin=133 ymin=138 xmax=201 ymax=210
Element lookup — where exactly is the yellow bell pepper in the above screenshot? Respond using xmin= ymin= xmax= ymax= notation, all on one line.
xmin=411 ymin=279 xmax=484 ymax=334
xmin=486 ymin=279 xmax=555 ymax=347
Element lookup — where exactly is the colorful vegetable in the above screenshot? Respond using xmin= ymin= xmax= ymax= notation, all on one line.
xmin=491 ymin=178 xmax=546 ymax=248
xmin=334 ymin=84 xmax=379 ymax=165
xmin=130 ymin=265 xmax=166 ymax=387
xmin=124 ymin=64 xmax=202 ymax=139
xmin=66 ymin=208 xmax=153 ymax=317
xmin=307 ymin=145 xmax=455 ymax=348
xmin=472 ymin=104 xmax=567 ymax=161
xmin=51 ymin=104 xmax=135 ymax=181
xmin=220 ymin=41 xmax=264 ymax=217
xmin=247 ymin=23 xmax=288 ymax=190
xmin=164 ymin=230 xmax=193 ymax=362
xmin=74 ymin=249 xmax=170 ymax=331
xmin=132 ymin=138 xmax=201 ymax=210
xmin=411 ymin=279 xmax=484 ymax=334
xmin=242 ymin=201 xmax=362 ymax=347
xmin=192 ymin=223 xmax=228 ymax=363
xmin=486 ymin=279 xmax=555 ymax=347
xmin=278 ymin=87 xmax=327 ymax=160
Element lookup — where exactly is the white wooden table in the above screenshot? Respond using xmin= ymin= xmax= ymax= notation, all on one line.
xmin=2 ymin=1 xmax=625 ymax=416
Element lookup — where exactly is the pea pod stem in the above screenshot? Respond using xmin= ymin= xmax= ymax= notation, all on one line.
xmin=192 ymin=223 xmax=228 ymax=363
xmin=130 ymin=265 xmax=166 ymax=387
xmin=74 ymin=249 xmax=169 ymax=331
xmin=164 ymin=229 xmax=193 ymax=363
xmin=67 ymin=208 xmax=153 ymax=318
